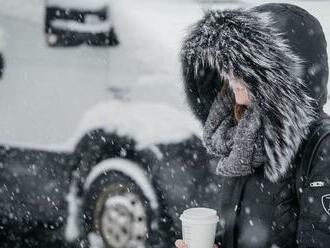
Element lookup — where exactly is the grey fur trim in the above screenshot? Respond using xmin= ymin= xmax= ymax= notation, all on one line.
xmin=180 ymin=8 xmax=320 ymax=182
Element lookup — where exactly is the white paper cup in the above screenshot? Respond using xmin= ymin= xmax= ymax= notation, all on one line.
xmin=180 ymin=207 xmax=219 ymax=248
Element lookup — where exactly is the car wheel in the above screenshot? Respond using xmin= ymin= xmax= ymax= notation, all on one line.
xmin=83 ymin=169 xmax=152 ymax=248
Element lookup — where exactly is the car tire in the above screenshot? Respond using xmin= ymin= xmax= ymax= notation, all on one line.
xmin=83 ymin=165 xmax=154 ymax=248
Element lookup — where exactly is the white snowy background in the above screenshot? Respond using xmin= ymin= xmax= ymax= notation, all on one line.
xmin=0 ymin=0 xmax=329 ymax=247
xmin=0 ymin=0 xmax=329 ymax=148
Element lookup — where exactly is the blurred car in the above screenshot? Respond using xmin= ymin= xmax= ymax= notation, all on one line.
xmin=0 ymin=101 xmax=222 ymax=248
xmin=45 ymin=0 xmax=119 ymax=47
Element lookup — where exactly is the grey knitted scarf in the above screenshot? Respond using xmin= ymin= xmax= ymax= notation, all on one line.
xmin=202 ymin=88 xmax=266 ymax=177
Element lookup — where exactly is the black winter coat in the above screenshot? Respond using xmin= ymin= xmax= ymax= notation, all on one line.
xmin=180 ymin=3 xmax=330 ymax=248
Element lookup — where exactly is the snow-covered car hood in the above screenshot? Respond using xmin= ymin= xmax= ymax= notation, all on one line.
xmin=0 ymin=100 xmax=201 ymax=153
xmin=70 ymin=100 xmax=202 ymax=150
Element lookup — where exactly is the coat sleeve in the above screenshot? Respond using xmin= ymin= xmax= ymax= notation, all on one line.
xmin=296 ymin=134 xmax=330 ymax=247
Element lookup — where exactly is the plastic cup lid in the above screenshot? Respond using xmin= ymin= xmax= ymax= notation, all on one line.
xmin=180 ymin=207 xmax=219 ymax=224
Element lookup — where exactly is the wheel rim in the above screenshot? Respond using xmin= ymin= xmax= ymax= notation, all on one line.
xmin=95 ymin=185 xmax=147 ymax=248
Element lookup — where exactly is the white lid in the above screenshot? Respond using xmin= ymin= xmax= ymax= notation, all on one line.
xmin=180 ymin=207 xmax=219 ymax=225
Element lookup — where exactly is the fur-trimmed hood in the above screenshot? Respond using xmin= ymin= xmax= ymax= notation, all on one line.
xmin=180 ymin=3 xmax=328 ymax=183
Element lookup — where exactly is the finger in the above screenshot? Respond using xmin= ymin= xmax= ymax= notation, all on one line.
xmin=174 ymin=240 xmax=183 ymax=247
xmin=213 ymin=245 xmax=219 ymax=248
xmin=174 ymin=239 xmax=187 ymax=248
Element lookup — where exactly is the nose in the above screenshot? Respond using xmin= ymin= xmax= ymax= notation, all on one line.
xmin=233 ymin=86 xmax=245 ymax=92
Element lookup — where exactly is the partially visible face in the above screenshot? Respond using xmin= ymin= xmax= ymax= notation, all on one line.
xmin=228 ymin=75 xmax=251 ymax=106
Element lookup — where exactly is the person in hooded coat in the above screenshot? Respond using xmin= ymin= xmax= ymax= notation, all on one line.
xmin=175 ymin=3 xmax=330 ymax=248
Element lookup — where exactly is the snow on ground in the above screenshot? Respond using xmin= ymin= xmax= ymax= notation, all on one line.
xmin=0 ymin=0 xmax=330 ymax=148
